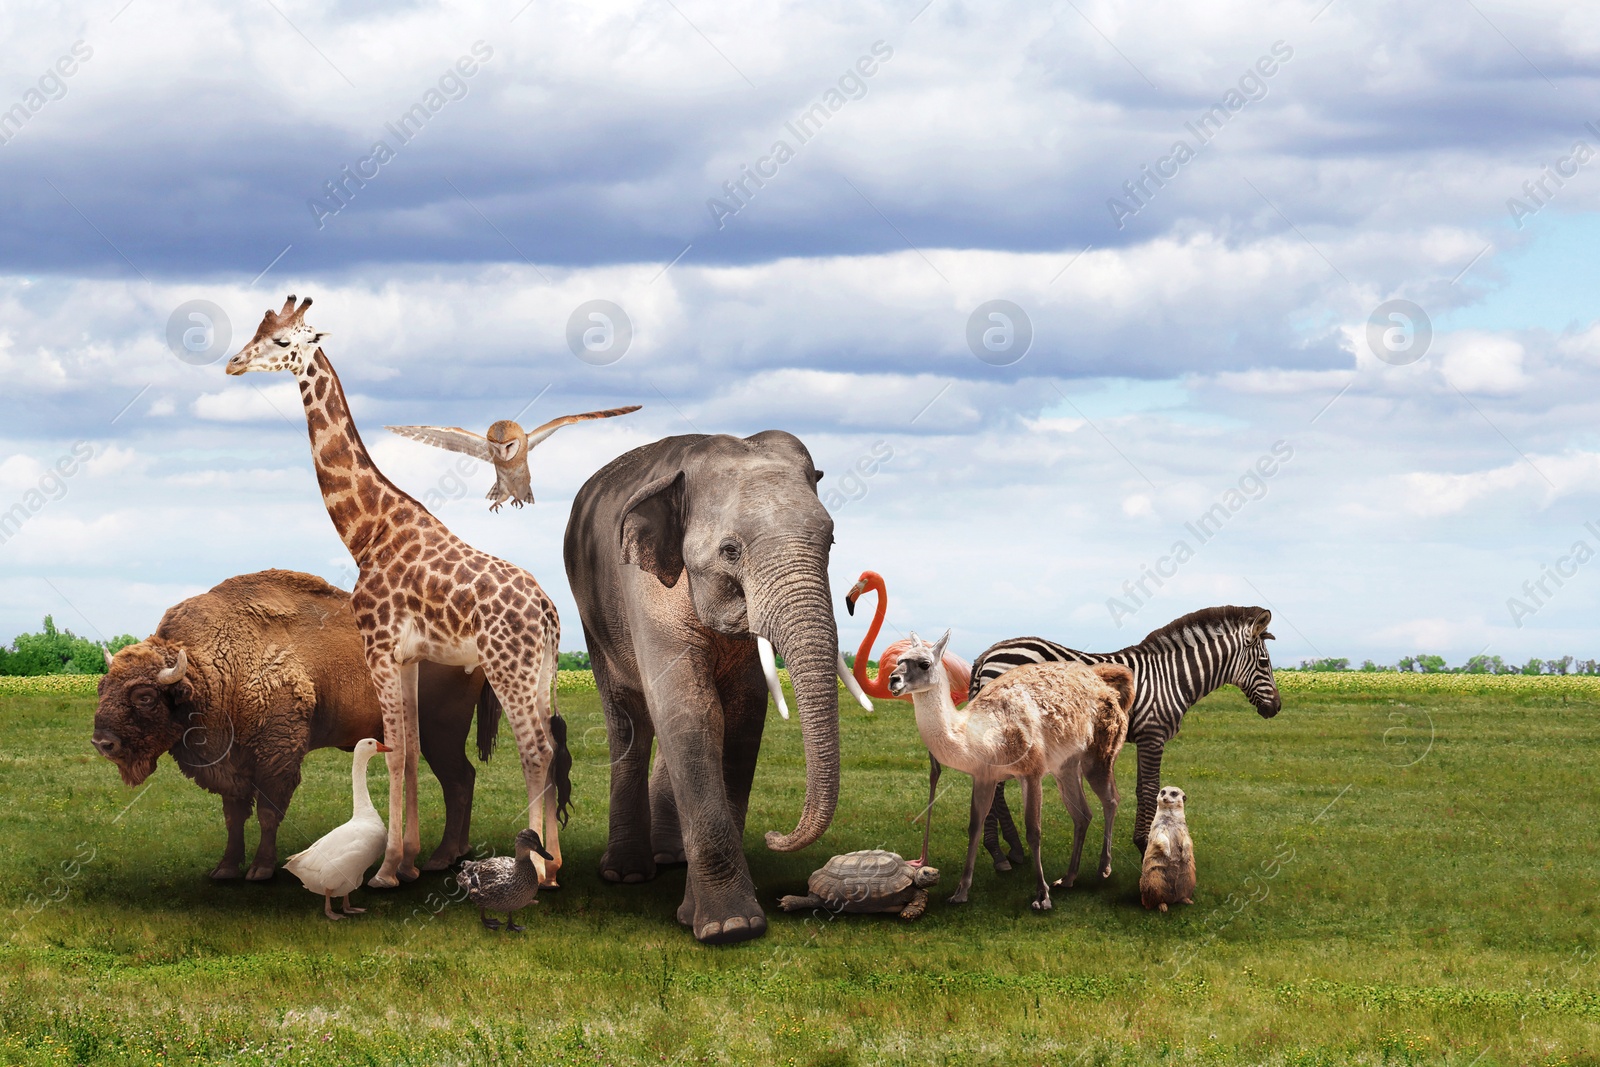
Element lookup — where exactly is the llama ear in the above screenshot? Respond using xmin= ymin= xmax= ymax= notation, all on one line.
xmin=931 ymin=629 xmax=951 ymax=661
xmin=907 ymin=630 xmax=921 ymax=648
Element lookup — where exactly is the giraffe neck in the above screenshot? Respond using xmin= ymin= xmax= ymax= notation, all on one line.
xmin=294 ymin=349 xmax=422 ymax=564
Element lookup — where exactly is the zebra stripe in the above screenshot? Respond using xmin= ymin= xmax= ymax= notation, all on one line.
xmin=969 ymin=606 xmax=1281 ymax=849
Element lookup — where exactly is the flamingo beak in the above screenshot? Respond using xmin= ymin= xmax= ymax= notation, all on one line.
xmin=845 ymin=578 xmax=867 ymax=615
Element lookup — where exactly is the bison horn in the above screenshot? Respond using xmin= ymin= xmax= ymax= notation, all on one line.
xmin=156 ymin=648 xmax=187 ymax=686
xmin=102 ymin=645 xmax=114 ymax=670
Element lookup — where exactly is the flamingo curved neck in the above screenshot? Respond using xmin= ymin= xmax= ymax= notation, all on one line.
xmin=851 ymin=575 xmax=892 ymax=699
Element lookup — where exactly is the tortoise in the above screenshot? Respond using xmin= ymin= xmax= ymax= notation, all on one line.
xmin=778 ymin=850 xmax=940 ymax=920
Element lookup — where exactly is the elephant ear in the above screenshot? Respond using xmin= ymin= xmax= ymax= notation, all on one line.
xmin=620 ymin=470 xmax=687 ymax=587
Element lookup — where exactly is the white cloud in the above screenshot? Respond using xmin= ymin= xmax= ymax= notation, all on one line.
xmin=192 ymin=381 xmax=316 ymax=423
xmin=1438 ymin=331 xmax=1528 ymax=394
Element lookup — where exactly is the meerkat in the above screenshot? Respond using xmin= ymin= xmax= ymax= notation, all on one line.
xmin=1139 ymin=785 xmax=1196 ymax=912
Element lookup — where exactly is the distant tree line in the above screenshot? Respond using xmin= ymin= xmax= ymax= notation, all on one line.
xmin=1294 ymin=654 xmax=1600 ymax=676
xmin=0 ymin=617 xmax=138 ymax=676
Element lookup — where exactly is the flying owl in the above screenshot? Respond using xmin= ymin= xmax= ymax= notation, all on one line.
xmin=387 ymin=405 xmax=641 ymax=512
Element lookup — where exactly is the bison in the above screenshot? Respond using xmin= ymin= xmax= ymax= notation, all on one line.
xmin=92 ymin=570 xmax=567 ymax=880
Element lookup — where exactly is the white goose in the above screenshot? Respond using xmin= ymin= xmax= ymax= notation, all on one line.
xmin=284 ymin=737 xmax=391 ymax=920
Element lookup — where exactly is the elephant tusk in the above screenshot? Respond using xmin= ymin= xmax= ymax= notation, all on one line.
xmin=836 ymin=650 xmax=874 ymax=712
xmin=756 ymin=635 xmax=790 ymax=721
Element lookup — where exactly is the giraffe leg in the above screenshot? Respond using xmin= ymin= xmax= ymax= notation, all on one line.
xmin=479 ymin=633 xmax=557 ymax=887
xmin=363 ymin=643 xmax=410 ymax=889
xmin=399 ymin=660 xmax=422 ymax=881
xmin=537 ymin=634 xmax=563 ymax=886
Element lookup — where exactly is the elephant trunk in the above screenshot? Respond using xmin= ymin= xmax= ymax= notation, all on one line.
xmin=748 ymin=555 xmax=840 ymax=853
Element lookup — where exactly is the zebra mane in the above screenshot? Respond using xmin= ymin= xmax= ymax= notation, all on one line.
xmin=1135 ymin=605 xmax=1267 ymax=651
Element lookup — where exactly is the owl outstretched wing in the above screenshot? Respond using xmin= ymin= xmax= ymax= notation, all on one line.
xmin=386 ymin=425 xmax=494 ymax=462
xmin=524 ymin=405 xmax=642 ymax=448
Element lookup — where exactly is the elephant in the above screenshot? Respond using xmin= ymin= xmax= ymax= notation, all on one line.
xmin=564 ymin=430 xmax=861 ymax=944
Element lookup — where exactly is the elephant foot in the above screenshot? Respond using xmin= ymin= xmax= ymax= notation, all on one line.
xmin=695 ymin=912 xmax=767 ymax=945
xmin=210 ymin=862 xmax=243 ymax=881
xmin=653 ymin=849 xmax=687 ymax=867
xmin=600 ymin=846 xmax=657 ymax=885
xmin=244 ymin=863 xmax=275 ymax=882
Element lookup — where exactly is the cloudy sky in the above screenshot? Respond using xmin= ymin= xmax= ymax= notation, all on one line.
xmin=2 ymin=0 xmax=1598 ymax=667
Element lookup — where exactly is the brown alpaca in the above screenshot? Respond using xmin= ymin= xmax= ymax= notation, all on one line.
xmin=1140 ymin=785 xmax=1196 ymax=912
xmin=888 ymin=631 xmax=1133 ymax=911
xmin=226 ymin=296 xmax=565 ymax=888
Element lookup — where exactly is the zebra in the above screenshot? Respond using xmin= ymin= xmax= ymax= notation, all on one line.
xmin=964 ymin=605 xmax=1282 ymax=865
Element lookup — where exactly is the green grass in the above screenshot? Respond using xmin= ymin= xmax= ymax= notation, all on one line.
xmin=2 ymin=679 xmax=1596 ymax=1066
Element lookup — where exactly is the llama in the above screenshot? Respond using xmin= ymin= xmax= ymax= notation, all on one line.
xmin=887 ymin=631 xmax=1134 ymax=910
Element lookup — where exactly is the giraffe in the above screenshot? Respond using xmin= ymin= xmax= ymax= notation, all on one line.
xmin=225 ymin=295 xmax=565 ymax=888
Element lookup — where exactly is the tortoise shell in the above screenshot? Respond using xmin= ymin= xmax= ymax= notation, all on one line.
xmin=809 ymin=849 xmax=917 ymax=906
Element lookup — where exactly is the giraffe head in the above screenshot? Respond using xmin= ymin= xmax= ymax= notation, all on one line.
xmin=225 ymin=295 xmax=327 ymax=376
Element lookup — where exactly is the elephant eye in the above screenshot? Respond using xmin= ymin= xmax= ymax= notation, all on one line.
xmin=719 ymin=540 xmax=741 ymax=562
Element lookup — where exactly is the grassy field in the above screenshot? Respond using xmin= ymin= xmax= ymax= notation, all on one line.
xmin=1 ymin=674 xmax=1596 ymax=1066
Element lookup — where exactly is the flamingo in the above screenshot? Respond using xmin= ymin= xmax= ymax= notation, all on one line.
xmin=844 ymin=570 xmax=973 ymax=867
